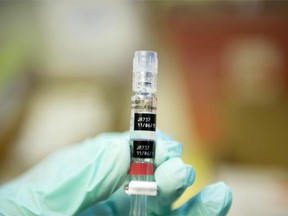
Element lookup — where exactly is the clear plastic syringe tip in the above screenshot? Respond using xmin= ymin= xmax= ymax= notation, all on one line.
xmin=133 ymin=50 xmax=158 ymax=93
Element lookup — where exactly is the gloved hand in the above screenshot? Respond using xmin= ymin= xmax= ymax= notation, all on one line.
xmin=0 ymin=130 xmax=232 ymax=216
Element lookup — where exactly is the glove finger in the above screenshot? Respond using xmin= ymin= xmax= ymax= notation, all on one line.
xmin=83 ymin=158 xmax=194 ymax=216
xmin=173 ymin=182 xmax=232 ymax=216
xmin=155 ymin=129 xmax=183 ymax=167
xmin=78 ymin=130 xmax=183 ymax=215
xmin=0 ymin=132 xmax=130 ymax=216
xmin=148 ymin=157 xmax=195 ymax=215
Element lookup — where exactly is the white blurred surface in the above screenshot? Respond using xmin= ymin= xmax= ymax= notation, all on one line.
xmin=38 ymin=1 xmax=148 ymax=81
xmin=1 ymin=82 xmax=112 ymax=181
xmin=217 ymin=165 xmax=288 ymax=215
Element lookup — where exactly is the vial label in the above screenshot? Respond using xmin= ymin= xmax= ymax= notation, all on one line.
xmin=131 ymin=99 xmax=157 ymax=112
xmin=134 ymin=113 xmax=156 ymax=131
xmin=133 ymin=140 xmax=155 ymax=158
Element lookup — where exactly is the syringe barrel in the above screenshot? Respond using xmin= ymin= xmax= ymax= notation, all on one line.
xmin=129 ymin=51 xmax=158 ymax=177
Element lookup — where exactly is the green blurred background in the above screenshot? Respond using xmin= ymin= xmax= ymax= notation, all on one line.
xmin=1 ymin=1 xmax=288 ymax=215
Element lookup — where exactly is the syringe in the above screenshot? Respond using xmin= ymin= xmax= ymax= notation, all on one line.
xmin=125 ymin=51 xmax=158 ymax=216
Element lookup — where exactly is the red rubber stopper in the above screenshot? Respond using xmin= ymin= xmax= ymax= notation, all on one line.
xmin=128 ymin=162 xmax=154 ymax=175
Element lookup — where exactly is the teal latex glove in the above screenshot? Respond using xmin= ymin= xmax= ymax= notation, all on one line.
xmin=0 ymin=131 xmax=232 ymax=216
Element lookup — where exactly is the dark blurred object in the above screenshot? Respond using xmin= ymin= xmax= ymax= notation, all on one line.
xmin=0 ymin=73 xmax=31 ymax=162
xmin=161 ymin=1 xmax=288 ymax=168
xmin=0 ymin=2 xmax=37 ymax=168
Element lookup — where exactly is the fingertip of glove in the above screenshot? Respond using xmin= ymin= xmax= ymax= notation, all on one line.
xmin=155 ymin=140 xmax=183 ymax=166
xmin=200 ymin=181 xmax=233 ymax=215
xmin=155 ymin=158 xmax=195 ymax=196
xmin=156 ymin=129 xmax=175 ymax=141
xmin=185 ymin=165 xmax=195 ymax=187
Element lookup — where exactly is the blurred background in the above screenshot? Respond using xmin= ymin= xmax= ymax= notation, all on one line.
xmin=1 ymin=1 xmax=288 ymax=215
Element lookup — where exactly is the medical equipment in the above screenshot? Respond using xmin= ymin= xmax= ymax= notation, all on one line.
xmin=125 ymin=51 xmax=158 ymax=216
